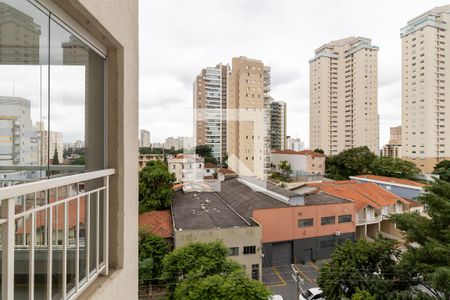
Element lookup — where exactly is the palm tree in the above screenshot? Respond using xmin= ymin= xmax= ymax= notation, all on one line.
xmin=277 ymin=160 xmax=292 ymax=180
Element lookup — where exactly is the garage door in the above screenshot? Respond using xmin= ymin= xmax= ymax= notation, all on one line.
xmin=271 ymin=242 xmax=292 ymax=266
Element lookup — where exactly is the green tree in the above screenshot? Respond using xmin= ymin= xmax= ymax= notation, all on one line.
xmin=52 ymin=148 xmax=60 ymax=165
xmin=277 ymin=160 xmax=292 ymax=180
xmin=314 ymin=148 xmax=325 ymax=154
xmin=162 ymin=241 xmax=242 ymax=297
xmin=317 ymin=239 xmax=415 ymax=300
xmin=138 ymin=160 xmax=176 ymax=211
xmin=195 ymin=145 xmax=213 ymax=157
xmin=391 ymin=179 xmax=450 ymax=299
xmin=433 ymin=160 xmax=450 ymax=182
xmin=70 ymin=155 xmax=85 ymax=165
xmin=173 ymin=270 xmax=270 ymax=300
xmin=351 ymin=289 xmax=375 ymax=300
xmin=369 ymin=156 xmax=421 ymax=178
xmin=138 ymin=231 xmax=170 ymax=282
xmin=325 ymin=146 xmax=376 ymax=179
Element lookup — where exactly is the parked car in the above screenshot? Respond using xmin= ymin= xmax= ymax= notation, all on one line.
xmin=299 ymin=288 xmax=325 ymax=300
xmin=269 ymin=295 xmax=284 ymax=300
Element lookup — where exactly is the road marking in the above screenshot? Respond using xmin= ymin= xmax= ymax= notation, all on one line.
xmin=309 ymin=261 xmax=320 ymax=271
xmin=294 ymin=264 xmax=313 ymax=283
xmin=266 ymin=266 xmax=287 ymax=287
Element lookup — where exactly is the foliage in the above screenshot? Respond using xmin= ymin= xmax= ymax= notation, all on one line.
xmin=325 ymin=146 xmax=376 ymax=179
xmin=139 ymin=147 xmax=185 ymax=155
xmin=138 ymin=231 xmax=170 ymax=282
xmin=433 ymin=160 xmax=450 ymax=182
xmin=173 ymin=270 xmax=270 ymax=300
xmin=222 ymin=152 xmax=229 ymax=168
xmin=70 ymin=155 xmax=85 ymax=165
xmin=52 ymin=149 xmax=60 ymax=165
xmin=391 ymin=179 xmax=450 ymax=299
xmin=195 ymin=144 xmax=218 ymax=165
xmin=370 ymin=156 xmax=420 ymax=178
xmin=317 ymin=239 xmax=415 ymax=300
xmin=314 ymin=148 xmax=325 ymax=154
xmin=351 ymin=289 xmax=375 ymax=300
xmin=138 ymin=160 xmax=176 ymax=211
xmin=162 ymin=241 xmax=243 ymax=297
xmin=277 ymin=160 xmax=292 ymax=180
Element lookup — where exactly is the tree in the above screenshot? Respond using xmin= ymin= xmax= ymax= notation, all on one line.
xmin=195 ymin=145 xmax=213 ymax=158
xmin=391 ymin=179 xmax=450 ymax=299
xmin=314 ymin=148 xmax=325 ymax=154
xmin=433 ymin=160 xmax=450 ymax=182
xmin=222 ymin=152 xmax=229 ymax=168
xmin=351 ymin=289 xmax=375 ymax=300
xmin=317 ymin=239 xmax=416 ymax=300
xmin=369 ymin=156 xmax=421 ymax=178
xmin=277 ymin=160 xmax=292 ymax=180
xmin=138 ymin=231 xmax=170 ymax=282
xmin=325 ymin=146 xmax=376 ymax=179
xmin=52 ymin=148 xmax=60 ymax=165
xmin=138 ymin=160 xmax=176 ymax=211
xmin=70 ymin=155 xmax=85 ymax=165
xmin=173 ymin=270 xmax=270 ymax=300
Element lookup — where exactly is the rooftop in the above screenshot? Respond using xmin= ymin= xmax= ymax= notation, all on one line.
xmin=271 ymin=149 xmax=326 ymax=158
xmin=204 ymin=162 xmax=219 ymax=169
xmin=171 ymin=190 xmax=249 ymax=230
xmin=139 ymin=210 xmax=173 ymax=238
xmin=351 ymin=174 xmax=427 ymax=188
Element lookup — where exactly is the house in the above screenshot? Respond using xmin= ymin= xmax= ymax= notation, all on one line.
xmin=204 ymin=162 xmax=220 ymax=178
xmin=217 ymin=168 xmax=237 ymax=181
xmin=271 ymin=149 xmax=326 ymax=179
xmin=168 ymin=154 xmax=204 ymax=183
xmin=350 ymin=174 xmax=427 ymax=200
xmin=138 ymin=153 xmax=164 ymax=170
xmin=139 ymin=210 xmax=174 ymax=244
xmin=308 ymin=181 xmax=416 ymax=241
xmin=171 ymin=183 xmax=263 ymax=280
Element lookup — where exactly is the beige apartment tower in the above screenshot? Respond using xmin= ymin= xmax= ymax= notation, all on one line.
xmin=309 ymin=37 xmax=379 ymax=156
xmin=401 ymin=5 xmax=450 ymax=173
xmin=227 ymin=56 xmax=271 ymax=179
xmin=194 ymin=64 xmax=229 ymax=163
xmin=382 ymin=126 xmax=402 ymax=158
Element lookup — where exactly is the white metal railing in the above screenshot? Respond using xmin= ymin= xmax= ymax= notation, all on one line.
xmin=0 ymin=168 xmax=114 ymax=300
xmin=356 ymin=215 xmax=382 ymax=225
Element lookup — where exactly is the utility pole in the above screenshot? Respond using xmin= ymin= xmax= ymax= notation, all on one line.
xmin=291 ymin=264 xmax=304 ymax=299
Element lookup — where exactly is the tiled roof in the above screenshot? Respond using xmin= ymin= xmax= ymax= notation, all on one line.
xmin=271 ymin=149 xmax=326 ymax=158
xmin=204 ymin=162 xmax=219 ymax=169
xmin=352 ymin=174 xmax=427 ymax=188
xmin=217 ymin=168 xmax=236 ymax=174
xmin=313 ymin=181 xmax=404 ymax=210
xmin=139 ymin=210 xmax=173 ymax=238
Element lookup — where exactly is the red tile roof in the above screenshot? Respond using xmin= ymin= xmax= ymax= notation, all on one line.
xmin=352 ymin=174 xmax=427 ymax=188
xmin=204 ymin=162 xmax=219 ymax=169
xmin=139 ymin=210 xmax=173 ymax=238
xmin=217 ymin=168 xmax=236 ymax=174
xmin=312 ymin=181 xmax=406 ymax=210
xmin=271 ymin=149 xmax=326 ymax=158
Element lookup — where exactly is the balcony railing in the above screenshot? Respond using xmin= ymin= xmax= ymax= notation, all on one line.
xmin=0 ymin=168 xmax=115 ymax=299
xmin=356 ymin=215 xmax=382 ymax=225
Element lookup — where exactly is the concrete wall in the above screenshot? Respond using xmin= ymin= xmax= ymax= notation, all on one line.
xmin=252 ymin=203 xmax=355 ymax=243
xmin=51 ymin=0 xmax=139 ymax=298
xmin=271 ymin=153 xmax=306 ymax=172
xmin=175 ymin=226 xmax=262 ymax=280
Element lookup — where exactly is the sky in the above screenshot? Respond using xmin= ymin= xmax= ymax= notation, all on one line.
xmin=139 ymin=0 xmax=449 ymax=147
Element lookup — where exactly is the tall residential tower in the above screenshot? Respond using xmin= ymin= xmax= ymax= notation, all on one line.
xmin=309 ymin=37 xmax=379 ymax=155
xmin=227 ymin=57 xmax=271 ymax=179
xmin=194 ymin=64 xmax=229 ymax=163
xmin=270 ymin=100 xmax=287 ymax=150
xmin=401 ymin=5 xmax=450 ymax=173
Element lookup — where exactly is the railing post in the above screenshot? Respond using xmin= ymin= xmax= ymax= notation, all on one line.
xmin=2 ymin=198 xmax=15 ymax=300
xmin=103 ymin=176 xmax=109 ymax=276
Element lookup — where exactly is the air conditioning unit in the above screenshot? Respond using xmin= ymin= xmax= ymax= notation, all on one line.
xmin=335 ymin=231 xmax=341 ymax=236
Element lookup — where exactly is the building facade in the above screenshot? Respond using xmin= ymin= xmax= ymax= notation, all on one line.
xmin=286 ymin=136 xmax=305 ymax=151
xmin=168 ymin=154 xmax=205 ymax=183
xmin=401 ymin=5 xmax=450 ymax=173
xmin=382 ymin=126 xmax=402 ymax=158
xmin=309 ymin=37 xmax=379 ymax=156
xmin=270 ymin=100 xmax=287 ymax=150
xmin=271 ymin=150 xmax=326 ymax=176
xmin=194 ymin=64 xmax=229 ymax=163
xmin=140 ymin=129 xmax=150 ymax=147
xmin=227 ymin=56 xmax=271 ymax=179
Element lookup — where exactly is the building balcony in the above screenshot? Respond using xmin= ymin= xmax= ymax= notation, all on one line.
xmin=356 ymin=215 xmax=382 ymax=225
xmin=0 ymin=168 xmax=115 ymax=299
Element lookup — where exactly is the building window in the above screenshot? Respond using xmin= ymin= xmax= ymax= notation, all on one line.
xmin=298 ymin=218 xmax=314 ymax=228
xmin=338 ymin=214 xmax=352 ymax=223
xmin=252 ymin=264 xmax=259 ymax=280
xmin=321 ymin=216 xmax=336 ymax=225
xmin=243 ymin=246 xmax=256 ymax=254
xmin=229 ymin=247 xmax=239 ymax=256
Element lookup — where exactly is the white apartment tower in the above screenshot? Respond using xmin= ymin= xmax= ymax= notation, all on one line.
xmin=194 ymin=64 xmax=229 ymax=163
xmin=227 ymin=57 xmax=271 ymax=179
xmin=401 ymin=5 xmax=450 ymax=173
xmin=140 ymin=129 xmax=150 ymax=147
xmin=309 ymin=37 xmax=379 ymax=156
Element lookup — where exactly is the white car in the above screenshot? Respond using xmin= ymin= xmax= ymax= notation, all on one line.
xmin=299 ymin=287 xmax=325 ymax=300
xmin=269 ymin=295 xmax=284 ymax=300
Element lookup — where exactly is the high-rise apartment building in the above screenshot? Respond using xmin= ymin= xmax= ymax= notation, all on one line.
xmin=382 ymin=126 xmax=402 ymax=158
xmin=227 ymin=57 xmax=271 ymax=179
xmin=270 ymin=100 xmax=287 ymax=150
xmin=140 ymin=129 xmax=150 ymax=147
xmin=309 ymin=37 xmax=379 ymax=155
xmin=286 ymin=136 xmax=305 ymax=151
xmin=41 ymin=130 xmax=64 ymax=164
xmin=193 ymin=64 xmax=229 ymax=163
xmin=401 ymin=5 xmax=450 ymax=173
